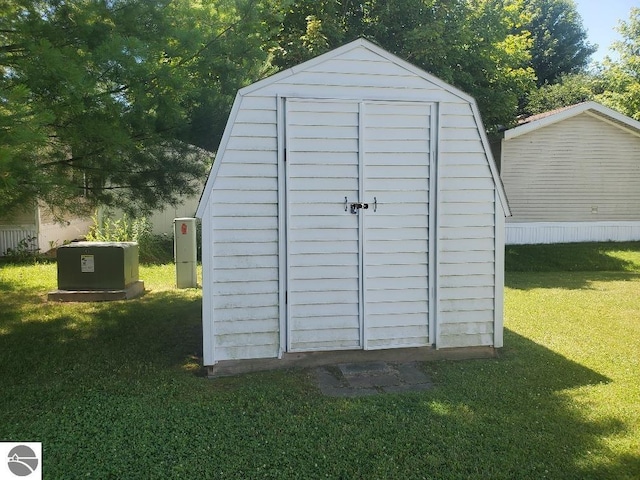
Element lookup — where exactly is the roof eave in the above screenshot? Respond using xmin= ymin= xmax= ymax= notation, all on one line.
xmin=504 ymin=101 xmax=640 ymax=140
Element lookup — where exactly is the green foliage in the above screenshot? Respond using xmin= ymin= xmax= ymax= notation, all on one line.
xmin=596 ymin=7 xmax=640 ymax=121
xmin=0 ymin=262 xmax=639 ymax=478
xmin=0 ymin=0 xmax=268 ymax=215
xmin=86 ymin=211 xmax=173 ymax=264
xmin=523 ymin=0 xmax=596 ymax=86
xmin=524 ymin=72 xmax=601 ymax=114
xmin=86 ymin=213 xmax=142 ymax=244
xmin=523 ymin=6 xmax=640 ymax=118
xmin=1 ymin=0 xmax=632 ymax=213
xmin=270 ymin=0 xmax=536 ymax=131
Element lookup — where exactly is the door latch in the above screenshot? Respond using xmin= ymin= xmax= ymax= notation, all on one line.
xmin=350 ymin=202 xmax=369 ymax=214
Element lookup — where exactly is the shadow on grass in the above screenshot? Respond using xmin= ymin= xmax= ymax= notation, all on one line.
xmin=506 ymin=270 xmax=640 ymax=290
xmin=404 ymin=329 xmax=634 ymax=479
xmin=0 ymin=288 xmax=204 ymax=390
xmin=505 ymin=242 xmax=640 ymax=290
xmin=505 ymin=242 xmax=640 ymax=273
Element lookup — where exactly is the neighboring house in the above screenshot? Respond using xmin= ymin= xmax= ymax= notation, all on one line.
xmin=500 ymin=101 xmax=640 ymax=244
xmin=145 ymin=197 xmax=202 ymax=236
xmin=110 ymin=147 xmax=210 ymax=236
xmin=0 ymin=204 xmax=92 ymax=256
xmin=109 ymin=185 xmax=205 ymax=237
xmin=196 ymin=38 xmax=510 ymax=371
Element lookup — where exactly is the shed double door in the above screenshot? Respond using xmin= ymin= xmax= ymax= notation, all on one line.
xmin=285 ymin=98 xmax=432 ymax=352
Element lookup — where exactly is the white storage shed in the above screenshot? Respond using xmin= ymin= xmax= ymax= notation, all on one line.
xmin=500 ymin=101 xmax=640 ymax=244
xmin=196 ymin=39 xmax=510 ymax=369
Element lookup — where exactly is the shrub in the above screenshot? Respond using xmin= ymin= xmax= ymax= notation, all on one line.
xmin=2 ymin=235 xmax=43 ymax=263
xmin=86 ymin=212 xmax=174 ymax=264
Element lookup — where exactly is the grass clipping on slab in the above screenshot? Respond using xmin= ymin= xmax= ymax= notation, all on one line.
xmin=0 ymin=244 xmax=639 ymax=479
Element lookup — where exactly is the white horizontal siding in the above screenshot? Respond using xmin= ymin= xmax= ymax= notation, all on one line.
xmin=438 ymin=321 xmax=494 ymax=348
xmin=502 ymin=113 xmax=640 ymax=223
xmin=506 ymin=221 xmax=640 ymax=244
xmin=439 ymin=274 xmax=494 ymax=288
xmin=439 ymin=203 xmax=496 ymax=216
xmin=440 ymin=285 xmax=495 ymax=300
xmin=439 ymin=249 xmax=494 ymax=264
xmin=258 ymin=83 xmax=460 ymax=104
xmin=215 ymin=343 xmax=280 ymax=362
xmin=257 ymin=48 xmax=463 ymax=105
xmin=437 ymin=102 xmax=497 ymax=348
xmin=214 ymin=306 xmax=279 ymax=323
xmin=209 ymin=94 xmax=280 ymax=362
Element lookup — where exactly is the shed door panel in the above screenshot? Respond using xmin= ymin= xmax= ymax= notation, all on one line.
xmin=286 ymin=100 xmax=362 ymax=351
xmin=363 ymin=102 xmax=430 ymax=349
xmin=286 ymin=99 xmax=431 ymax=352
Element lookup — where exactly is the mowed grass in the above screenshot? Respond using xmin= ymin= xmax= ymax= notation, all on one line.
xmin=505 ymin=243 xmax=640 ymax=477
xmin=0 ymin=244 xmax=639 ymax=479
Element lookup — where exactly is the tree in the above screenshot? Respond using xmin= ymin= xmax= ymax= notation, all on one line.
xmin=0 ymin=0 xmax=276 ymax=215
xmin=524 ymin=72 xmax=601 ymax=115
xmin=523 ymin=0 xmax=596 ymax=86
xmin=269 ymin=0 xmax=535 ymax=131
xmin=597 ymin=7 xmax=640 ymax=120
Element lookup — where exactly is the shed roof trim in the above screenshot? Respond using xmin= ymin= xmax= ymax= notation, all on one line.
xmin=504 ymin=101 xmax=640 ymax=140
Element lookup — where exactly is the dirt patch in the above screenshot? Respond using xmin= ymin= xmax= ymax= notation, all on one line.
xmin=315 ymin=361 xmax=433 ymax=397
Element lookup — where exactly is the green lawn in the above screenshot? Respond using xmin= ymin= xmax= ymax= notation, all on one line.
xmin=1 ymin=245 xmax=639 ymax=479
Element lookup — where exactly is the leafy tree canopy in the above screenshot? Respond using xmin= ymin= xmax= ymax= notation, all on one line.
xmin=0 ymin=0 xmax=277 ymax=215
xmin=597 ymin=7 xmax=640 ymax=120
xmin=270 ymin=0 xmax=536 ymax=131
xmin=523 ymin=0 xmax=596 ymax=86
xmin=525 ymin=72 xmax=600 ymax=115
xmin=523 ymin=7 xmax=640 ymax=119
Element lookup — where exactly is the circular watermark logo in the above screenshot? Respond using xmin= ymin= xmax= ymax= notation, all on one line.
xmin=7 ymin=445 xmax=39 ymax=477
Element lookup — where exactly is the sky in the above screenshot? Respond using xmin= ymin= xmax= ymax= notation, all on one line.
xmin=573 ymin=0 xmax=638 ymax=64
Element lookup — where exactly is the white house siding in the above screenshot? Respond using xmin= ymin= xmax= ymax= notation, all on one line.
xmin=37 ymin=215 xmax=92 ymax=252
xmin=1 ymin=205 xmax=91 ymax=255
xmin=437 ymin=102 xmax=497 ymax=348
xmin=0 ymin=228 xmax=37 ymax=255
xmin=207 ymin=95 xmax=280 ymax=361
xmin=0 ymin=207 xmax=37 ymax=255
xmin=256 ymin=48 xmax=460 ymax=104
xmin=199 ymin=40 xmax=506 ymax=364
xmin=505 ymin=221 xmax=640 ymax=245
xmin=502 ymin=113 xmax=640 ymax=223
xmin=138 ymin=193 xmax=203 ymax=236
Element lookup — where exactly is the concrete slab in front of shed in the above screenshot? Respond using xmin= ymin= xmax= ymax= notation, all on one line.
xmin=316 ymin=361 xmax=433 ymax=397
xmin=207 ymin=346 xmax=497 ymax=377
xmin=338 ymin=361 xmax=390 ymax=376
